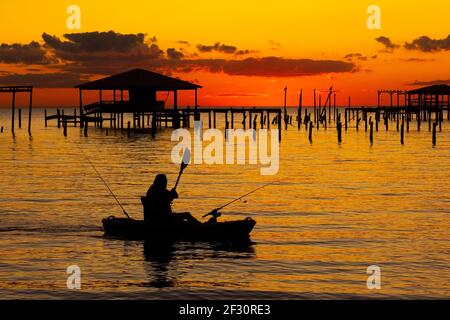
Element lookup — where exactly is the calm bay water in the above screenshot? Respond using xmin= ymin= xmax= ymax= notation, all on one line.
xmin=0 ymin=108 xmax=449 ymax=299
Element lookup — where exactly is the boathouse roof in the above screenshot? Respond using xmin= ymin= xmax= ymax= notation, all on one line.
xmin=408 ymin=84 xmax=450 ymax=95
xmin=75 ymin=69 xmax=202 ymax=91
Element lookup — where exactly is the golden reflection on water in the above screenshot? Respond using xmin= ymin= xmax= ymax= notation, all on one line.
xmin=0 ymin=108 xmax=449 ymax=299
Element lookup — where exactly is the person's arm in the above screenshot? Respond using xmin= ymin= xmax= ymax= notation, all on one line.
xmin=169 ymin=188 xmax=179 ymax=200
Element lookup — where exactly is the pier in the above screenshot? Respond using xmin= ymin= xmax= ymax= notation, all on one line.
xmin=42 ymin=83 xmax=450 ymax=146
xmin=0 ymin=69 xmax=447 ymax=146
xmin=0 ymin=86 xmax=33 ymax=134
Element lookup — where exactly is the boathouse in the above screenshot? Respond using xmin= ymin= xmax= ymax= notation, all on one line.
xmin=407 ymin=84 xmax=450 ymax=108
xmin=75 ymin=69 xmax=202 ymax=128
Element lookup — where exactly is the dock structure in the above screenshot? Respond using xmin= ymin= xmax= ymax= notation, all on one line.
xmin=46 ymin=69 xmax=201 ymax=132
xmin=42 ymin=73 xmax=449 ymax=145
xmin=45 ymin=68 xmax=285 ymax=140
xmin=0 ymin=86 xmax=33 ymax=134
xmin=344 ymin=85 xmax=450 ymax=133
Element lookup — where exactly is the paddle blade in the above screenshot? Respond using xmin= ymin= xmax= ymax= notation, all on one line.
xmin=181 ymin=148 xmax=191 ymax=170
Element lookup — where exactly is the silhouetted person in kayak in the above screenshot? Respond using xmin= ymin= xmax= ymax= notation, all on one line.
xmin=144 ymin=174 xmax=200 ymax=225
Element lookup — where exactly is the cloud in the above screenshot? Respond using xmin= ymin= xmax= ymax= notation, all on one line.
xmin=0 ymin=41 xmax=53 ymax=65
xmin=344 ymin=53 xmax=368 ymax=61
xmin=404 ymin=35 xmax=450 ymax=52
xmin=166 ymin=48 xmax=184 ymax=60
xmin=0 ymin=31 xmax=358 ymax=86
xmin=42 ymin=31 xmax=164 ymax=62
xmin=43 ymin=31 xmax=147 ymax=53
xmin=375 ymin=36 xmax=400 ymax=52
xmin=197 ymin=42 xmax=251 ymax=55
xmin=176 ymin=40 xmax=191 ymax=46
xmin=406 ymin=79 xmax=450 ymax=86
xmin=0 ymin=72 xmax=89 ymax=87
xmin=397 ymin=58 xmax=435 ymax=62
xmin=181 ymin=57 xmax=356 ymax=77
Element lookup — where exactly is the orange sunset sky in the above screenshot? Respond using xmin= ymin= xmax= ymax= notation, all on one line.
xmin=0 ymin=0 xmax=449 ymax=107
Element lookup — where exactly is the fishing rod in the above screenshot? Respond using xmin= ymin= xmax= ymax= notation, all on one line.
xmin=84 ymin=157 xmax=130 ymax=219
xmin=203 ymin=182 xmax=276 ymax=218
xmin=77 ymin=143 xmax=131 ymax=219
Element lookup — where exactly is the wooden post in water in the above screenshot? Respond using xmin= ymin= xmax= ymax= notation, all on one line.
xmin=417 ymin=113 xmax=421 ymax=131
xmin=18 ymin=109 xmax=22 ymax=128
xmin=439 ymin=110 xmax=442 ymax=132
xmin=57 ymin=109 xmax=61 ymax=128
xmin=356 ymin=110 xmax=359 ymax=131
xmin=284 ymin=87 xmax=288 ymax=130
xmin=84 ymin=120 xmax=88 ymax=137
xmin=428 ymin=111 xmax=431 ymax=131
xmin=11 ymin=91 xmax=16 ymax=133
xmin=127 ymin=121 xmax=131 ymax=138
xmin=45 ymin=109 xmax=48 ymax=127
xmin=28 ymin=89 xmax=33 ymax=135
xmin=308 ymin=121 xmax=313 ymax=143
xmin=432 ymin=122 xmax=437 ymax=146
xmin=74 ymin=109 xmax=77 ymax=127
xmin=364 ymin=110 xmax=368 ymax=132
xmin=260 ymin=111 xmax=264 ymax=129
xmin=370 ymin=120 xmax=374 ymax=145
xmin=298 ymin=90 xmax=303 ymax=130
xmin=406 ymin=112 xmax=409 ymax=132
xmin=333 ymin=94 xmax=336 ymax=122
xmin=375 ymin=111 xmax=379 ymax=132
xmin=63 ymin=119 xmax=67 ymax=137
xmin=151 ymin=113 xmax=157 ymax=137
xmin=337 ymin=116 xmax=342 ymax=143
xmin=278 ymin=110 xmax=282 ymax=141
xmin=401 ymin=116 xmax=405 ymax=145
xmin=344 ymin=109 xmax=348 ymax=131
xmin=313 ymin=89 xmax=317 ymax=124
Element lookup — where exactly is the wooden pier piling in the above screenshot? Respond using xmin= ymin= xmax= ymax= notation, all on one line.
xmin=344 ymin=109 xmax=348 ymax=131
xmin=308 ymin=121 xmax=313 ymax=143
xmin=337 ymin=118 xmax=342 ymax=143
xmin=278 ymin=110 xmax=282 ymax=141
xmin=432 ymin=122 xmax=437 ymax=146
xmin=63 ymin=119 xmax=67 ymax=137
xmin=370 ymin=120 xmax=374 ymax=145
xmin=84 ymin=121 xmax=88 ymax=137
xmin=401 ymin=116 xmax=405 ymax=145
xmin=11 ymin=91 xmax=15 ymax=133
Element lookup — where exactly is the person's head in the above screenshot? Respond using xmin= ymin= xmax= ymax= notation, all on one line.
xmin=153 ymin=174 xmax=168 ymax=189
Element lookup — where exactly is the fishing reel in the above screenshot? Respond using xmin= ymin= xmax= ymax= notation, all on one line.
xmin=203 ymin=209 xmax=222 ymax=224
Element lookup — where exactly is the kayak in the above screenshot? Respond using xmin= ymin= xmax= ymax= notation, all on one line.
xmin=102 ymin=216 xmax=257 ymax=241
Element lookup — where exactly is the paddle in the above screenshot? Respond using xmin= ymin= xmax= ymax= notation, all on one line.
xmin=173 ymin=148 xmax=191 ymax=191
